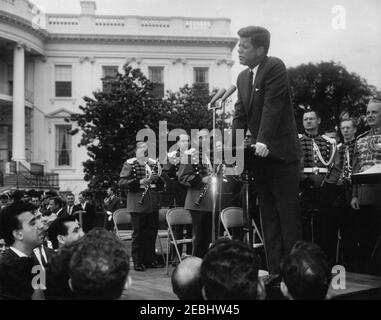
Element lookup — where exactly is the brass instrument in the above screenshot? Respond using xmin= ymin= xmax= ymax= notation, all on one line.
xmin=138 ymin=158 xmax=160 ymax=205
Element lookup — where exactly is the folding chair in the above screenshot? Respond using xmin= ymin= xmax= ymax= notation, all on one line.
xmin=156 ymin=207 xmax=170 ymax=264
xmin=113 ymin=208 xmax=132 ymax=242
xmin=165 ymin=207 xmax=193 ymax=275
xmin=220 ymin=206 xmax=264 ymax=249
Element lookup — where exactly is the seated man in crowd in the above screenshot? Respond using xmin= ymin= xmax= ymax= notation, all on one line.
xmin=68 ymin=228 xmax=131 ymax=300
xmin=280 ymin=241 xmax=331 ymax=300
xmin=171 ymin=256 xmax=203 ymax=300
xmin=0 ymin=202 xmax=45 ymax=299
xmin=200 ymin=239 xmax=265 ymax=300
xmin=47 ymin=215 xmax=84 ymax=251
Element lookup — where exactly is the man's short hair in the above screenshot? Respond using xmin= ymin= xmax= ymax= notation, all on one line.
xmin=201 ymin=239 xmax=260 ymax=300
xmin=69 ymin=228 xmax=130 ymax=300
xmin=368 ymin=97 xmax=381 ymax=105
xmin=52 ymin=196 xmax=63 ymax=208
xmin=303 ymin=109 xmax=320 ymax=119
xmin=237 ymin=26 xmax=271 ymax=54
xmin=281 ymin=241 xmax=331 ymax=300
xmin=171 ymin=256 xmax=203 ymax=300
xmin=48 ymin=215 xmax=78 ymax=250
xmin=339 ymin=117 xmax=357 ymax=128
xmin=0 ymin=202 xmax=35 ymax=246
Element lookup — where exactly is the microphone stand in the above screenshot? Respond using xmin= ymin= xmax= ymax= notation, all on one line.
xmin=208 ymin=100 xmax=224 ymax=243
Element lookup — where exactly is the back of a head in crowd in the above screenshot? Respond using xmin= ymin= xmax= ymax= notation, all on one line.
xmin=0 ymin=201 xmax=36 ymax=246
xmin=280 ymin=241 xmax=331 ymax=300
xmin=68 ymin=228 xmax=130 ymax=300
xmin=10 ymin=190 xmax=25 ymax=203
xmin=171 ymin=256 xmax=203 ymax=300
xmin=200 ymin=239 xmax=265 ymax=300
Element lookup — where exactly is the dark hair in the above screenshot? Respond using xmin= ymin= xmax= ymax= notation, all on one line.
xmin=201 ymin=239 xmax=260 ymax=300
xmin=171 ymin=256 xmax=203 ymax=300
xmin=108 ymin=186 xmax=116 ymax=193
xmin=48 ymin=215 xmax=77 ymax=250
xmin=281 ymin=241 xmax=331 ymax=300
xmin=339 ymin=118 xmax=357 ymax=128
xmin=69 ymin=228 xmax=130 ymax=300
xmin=302 ymin=109 xmax=320 ymax=119
xmin=0 ymin=202 xmax=35 ymax=245
xmin=238 ymin=26 xmax=271 ymax=54
xmin=52 ymin=196 xmax=63 ymax=208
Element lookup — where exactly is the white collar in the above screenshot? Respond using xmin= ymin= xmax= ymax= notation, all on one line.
xmin=250 ymin=64 xmax=260 ymax=75
xmin=10 ymin=246 xmax=29 ymax=258
xmin=33 ymin=246 xmax=47 ymax=270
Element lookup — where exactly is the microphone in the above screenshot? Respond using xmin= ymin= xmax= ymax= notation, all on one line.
xmin=220 ymin=85 xmax=237 ymax=102
xmin=208 ymin=88 xmax=226 ymax=109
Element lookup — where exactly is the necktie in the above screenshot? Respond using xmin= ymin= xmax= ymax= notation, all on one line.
xmin=248 ymin=70 xmax=254 ymax=97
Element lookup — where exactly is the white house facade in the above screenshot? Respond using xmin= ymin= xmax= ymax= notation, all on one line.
xmin=0 ymin=0 xmax=237 ymax=194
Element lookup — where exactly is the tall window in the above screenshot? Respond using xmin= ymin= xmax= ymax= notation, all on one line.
xmin=55 ymin=125 xmax=72 ymax=167
xmin=193 ymin=67 xmax=209 ymax=91
xmin=148 ymin=66 xmax=164 ymax=98
xmin=102 ymin=66 xmax=118 ymax=92
xmin=55 ymin=65 xmax=72 ymax=97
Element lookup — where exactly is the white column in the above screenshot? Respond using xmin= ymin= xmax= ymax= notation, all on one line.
xmin=12 ymin=43 xmax=26 ymax=162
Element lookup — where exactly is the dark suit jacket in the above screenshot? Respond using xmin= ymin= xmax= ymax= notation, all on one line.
xmin=73 ymin=202 xmax=96 ymax=232
xmin=32 ymin=245 xmax=54 ymax=269
xmin=0 ymin=249 xmax=35 ymax=300
xmin=61 ymin=204 xmax=76 ymax=217
xmin=105 ymin=196 xmax=121 ymax=213
xmin=232 ymin=56 xmax=300 ymax=163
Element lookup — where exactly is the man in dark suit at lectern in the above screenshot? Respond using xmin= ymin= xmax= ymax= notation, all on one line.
xmin=231 ymin=26 xmax=302 ymax=276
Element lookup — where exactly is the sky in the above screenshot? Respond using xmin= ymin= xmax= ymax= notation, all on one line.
xmin=30 ymin=0 xmax=381 ymax=90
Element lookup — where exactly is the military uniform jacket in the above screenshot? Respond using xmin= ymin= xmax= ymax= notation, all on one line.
xmin=178 ymin=149 xmax=213 ymax=212
xmin=161 ymin=149 xmax=188 ymax=206
xmin=119 ymin=157 xmax=159 ymax=213
xmin=352 ymin=128 xmax=381 ymax=202
xmin=299 ymin=133 xmax=336 ymax=187
xmin=325 ymin=139 xmax=355 ymax=185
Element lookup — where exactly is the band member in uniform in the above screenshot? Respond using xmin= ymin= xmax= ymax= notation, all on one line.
xmin=178 ymin=130 xmax=213 ymax=259
xmin=299 ymin=109 xmax=337 ymax=263
xmin=324 ymin=118 xmax=358 ymax=269
xmin=351 ymin=98 xmax=381 ymax=274
xmin=162 ymin=134 xmax=192 ymax=260
xmin=232 ymin=26 xmax=302 ymax=276
xmin=119 ymin=141 xmax=161 ymax=271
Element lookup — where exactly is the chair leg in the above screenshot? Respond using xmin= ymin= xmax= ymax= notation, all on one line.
xmin=157 ymin=234 xmax=165 ymax=264
xmin=166 ymin=230 xmax=170 ymax=275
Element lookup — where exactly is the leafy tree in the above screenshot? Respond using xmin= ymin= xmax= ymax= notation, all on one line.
xmin=69 ymin=64 xmax=165 ymax=196
xmin=287 ymin=61 xmax=377 ymax=133
xmin=69 ymin=65 xmax=223 ymax=198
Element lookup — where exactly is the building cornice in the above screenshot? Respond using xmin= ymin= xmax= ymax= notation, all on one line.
xmin=0 ymin=9 xmax=49 ymax=39
xmin=46 ymin=33 xmax=238 ymax=49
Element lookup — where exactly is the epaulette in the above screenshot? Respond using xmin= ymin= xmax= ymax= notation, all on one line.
xmin=126 ymin=157 xmax=137 ymax=164
xmin=184 ymin=148 xmax=197 ymax=155
xmin=356 ymin=130 xmax=370 ymax=140
xmin=147 ymin=157 xmax=157 ymax=164
xmin=322 ymin=135 xmax=336 ymax=144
